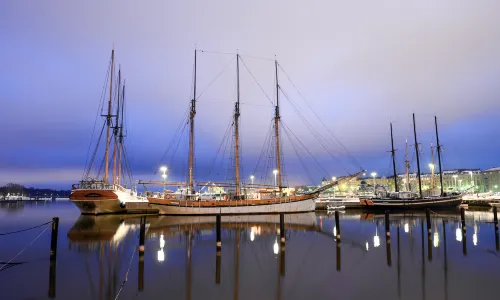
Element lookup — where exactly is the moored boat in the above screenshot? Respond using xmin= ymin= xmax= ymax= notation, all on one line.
xmin=70 ymin=49 xmax=147 ymax=215
xmin=361 ymin=115 xmax=462 ymax=211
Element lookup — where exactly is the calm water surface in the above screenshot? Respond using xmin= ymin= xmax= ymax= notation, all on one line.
xmin=1 ymin=201 xmax=499 ymax=300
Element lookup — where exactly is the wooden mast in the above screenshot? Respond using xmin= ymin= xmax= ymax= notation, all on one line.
xmin=104 ymin=49 xmax=115 ymax=184
xmin=117 ymin=83 xmax=125 ymax=186
xmin=405 ymin=139 xmax=410 ymax=191
xmin=390 ymin=123 xmax=399 ymax=192
xmin=435 ymin=116 xmax=444 ymax=196
xmin=413 ymin=113 xmax=423 ymax=198
xmin=188 ymin=50 xmax=197 ymax=197
xmin=234 ymin=54 xmax=241 ymax=198
xmin=112 ymin=68 xmax=121 ymax=185
xmin=430 ymin=143 xmax=435 ymax=190
xmin=274 ymin=60 xmax=283 ymax=192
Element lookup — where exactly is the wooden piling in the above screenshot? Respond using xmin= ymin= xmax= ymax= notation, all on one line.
xmin=494 ymin=206 xmax=499 ymax=251
xmin=335 ymin=211 xmax=341 ymax=240
xmin=385 ymin=211 xmax=390 ymax=237
xmin=279 ymin=213 xmax=285 ymax=277
xmin=426 ymin=208 xmax=431 ymax=234
xmin=48 ymin=217 xmax=58 ymax=298
xmin=216 ymin=250 xmax=221 ymax=284
xmin=50 ymin=217 xmax=59 ymax=261
xmin=280 ymin=213 xmax=285 ymax=244
xmin=216 ymin=214 xmax=221 ymax=250
xmin=138 ymin=216 xmax=146 ymax=291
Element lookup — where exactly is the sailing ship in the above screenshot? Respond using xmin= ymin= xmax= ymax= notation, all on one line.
xmin=360 ymin=114 xmax=462 ymax=210
xmin=147 ymin=51 xmax=363 ymax=215
xmin=70 ymin=50 xmax=148 ymax=215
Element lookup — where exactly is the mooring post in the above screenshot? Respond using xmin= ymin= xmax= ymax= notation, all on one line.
xmin=50 ymin=217 xmax=59 ymax=261
xmin=426 ymin=208 xmax=431 ymax=234
xmin=216 ymin=214 xmax=221 ymax=250
xmin=460 ymin=207 xmax=467 ymax=256
xmin=216 ymin=214 xmax=221 ymax=284
xmin=385 ymin=211 xmax=391 ymax=266
xmin=279 ymin=213 xmax=285 ymax=276
xmin=494 ymin=206 xmax=499 ymax=251
xmin=48 ymin=217 xmax=59 ymax=298
xmin=385 ymin=211 xmax=390 ymax=237
xmin=335 ymin=211 xmax=341 ymax=240
xmin=138 ymin=216 xmax=146 ymax=291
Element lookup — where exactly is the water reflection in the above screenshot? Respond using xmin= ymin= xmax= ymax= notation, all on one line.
xmin=5 ymin=206 xmax=500 ymax=299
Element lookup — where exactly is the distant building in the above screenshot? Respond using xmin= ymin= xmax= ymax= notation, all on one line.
xmin=483 ymin=167 xmax=500 ymax=192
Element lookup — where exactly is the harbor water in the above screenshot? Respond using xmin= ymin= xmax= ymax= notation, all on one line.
xmin=1 ymin=201 xmax=499 ymax=299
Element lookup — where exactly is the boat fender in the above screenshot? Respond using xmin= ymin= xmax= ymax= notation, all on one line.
xmin=224 ymin=195 xmax=228 ymax=200
xmin=120 ymin=202 xmax=126 ymax=208
xmin=270 ymin=193 xmax=274 ymax=198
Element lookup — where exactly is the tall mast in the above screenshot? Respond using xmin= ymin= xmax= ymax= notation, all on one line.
xmin=390 ymin=123 xmax=398 ymax=192
xmin=405 ymin=139 xmax=410 ymax=191
xmin=104 ymin=49 xmax=115 ymax=184
xmin=188 ymin=50 xmax=197 ymax=196
xmin=112 ymin=68 xmax=121 ymax=185
xmin=118 ymin=83 xmax=125 ymax=186
xmin=274 ymin=60 xmax=283 ymax=191
xmin=413 ymin=113 xmax=423 ymax=198
xmin=430 ymin=143 xmax=435 ymax=190
xmin=435 ymin=116 xmax=444 ymax=196
xmin=234 ymin=54 xmax=241 ymax=198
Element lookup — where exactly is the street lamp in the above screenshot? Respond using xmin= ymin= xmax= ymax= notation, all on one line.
xmin=160 ymin=166 xmax=168 ymax=194
xmin=273 ymin=169 xmax=278 ymax=187
xmin=250 ymin=175 xmax=255 ymax=185
xmin=331 ymin=176 xmax=337 ymax=182
xmin=371 ymin=172 xmax=377 ymax=194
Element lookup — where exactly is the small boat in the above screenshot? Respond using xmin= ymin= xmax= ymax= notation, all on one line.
xmin=361 ymin=115 xmax=462 ymax=210
xmin=70 ymin=50 xmax=148 ymax=215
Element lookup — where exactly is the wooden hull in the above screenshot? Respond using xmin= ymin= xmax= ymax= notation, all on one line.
xmin=70 ymin=189 xmax=124 ymax=215
xmin=148 ymin=193 xmax=318 ymax=215
xmin=360 ymin=195 xmax=462 ymax=211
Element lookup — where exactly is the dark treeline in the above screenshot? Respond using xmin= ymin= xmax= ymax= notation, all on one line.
xmin=0 ymin=183 xmax=71 ymax=200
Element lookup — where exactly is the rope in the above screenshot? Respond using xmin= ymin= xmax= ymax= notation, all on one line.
xmin=0 ymin=221 xmax=52 ymax=236
xmin=113 ymin=247 xmax=137 ymax=300
xmin=0 ymin=224 xmax=51 ymax=271
xmin=196 ymin=56 xmax=236 ymax=101
xmin=239 ymin=57 xmax=274 ymax=106
xmin=278 ymin=64 xmax=363 ymax=170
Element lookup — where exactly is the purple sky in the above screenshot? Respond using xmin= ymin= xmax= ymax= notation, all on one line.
xmin=1 ymin=1 xmax=500 ymax=189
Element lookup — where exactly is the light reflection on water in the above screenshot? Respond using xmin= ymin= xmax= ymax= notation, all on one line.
xmin=1 ymin=202 xmax=500 ymax=300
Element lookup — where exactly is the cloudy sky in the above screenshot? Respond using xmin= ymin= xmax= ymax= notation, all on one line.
xmin=1 ymin=1 xmax=500 ymax=188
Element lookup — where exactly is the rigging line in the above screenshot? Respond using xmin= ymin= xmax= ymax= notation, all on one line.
xmin=83 ymin=63 xmax=111 ymax=180
xmin=282 ymin=123 xmax=315 ymax=184
xmin=198 ymin=49 xmax=236 ymax=56
xmin=239 ymin=57 xmax=274 ymax=105
xmin=168 ymin=118 xmax=190 ymax=169
xmin=195 ymin=55 xmax=236 ymax=101
xmin=154 ymin=106 xmax=190 ymax=174
xmin=280 ymin=87 xmax=350 ymax=174
xmin=121 ymin=145 xmax=134 ymax=184
xmin=252 ymin=119 xmax=274 ymax=177
xmin=278 ymin=64 xmax=363 ymax=170
xmin=240 ymin=102 xmax=274 ymax=108
xmin=0 ymin=225 xmax=50 ymax=272
xmin=281 ymin=121 xmax=330 ymax=178
xmin=84 ymin=122 xmax=107 ymax=179
xmin=238 ymin=53 xmax=275 ymax=62
xmin=207 ymin=115 xmax=234 ymax=177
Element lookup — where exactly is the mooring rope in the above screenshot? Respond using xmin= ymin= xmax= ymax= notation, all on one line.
xmin=113 ymin=247 xmax=137 ymax=300
xmin=0 ymin=224 xmax=51 ymax=271
xmin=0 ymin=220 xmax=53 ymax=236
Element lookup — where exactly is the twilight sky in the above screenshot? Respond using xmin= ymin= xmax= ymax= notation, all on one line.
xmin=1 ymin=1 xmax=500 ymax=189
